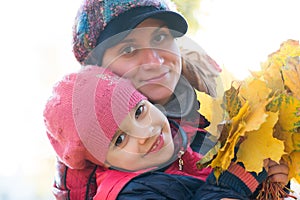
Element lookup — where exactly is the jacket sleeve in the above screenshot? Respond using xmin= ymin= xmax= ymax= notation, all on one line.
xmin=193 ymin=162 xmax=268 ymax=200
xmin=117 ymin=172 xmax=204 ymax=200
xmin=52 ymin=159 xmax=97 ymax=200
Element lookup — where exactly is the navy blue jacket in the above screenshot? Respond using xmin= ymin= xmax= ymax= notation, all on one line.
xmin=118 ymin=172 xmax=247 ymax=200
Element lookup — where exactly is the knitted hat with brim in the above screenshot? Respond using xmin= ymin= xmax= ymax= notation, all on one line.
xmin=73 ymin=0 xmax=188 ymax=64
xmin=44 ymin=66 xmax=147 ymax=169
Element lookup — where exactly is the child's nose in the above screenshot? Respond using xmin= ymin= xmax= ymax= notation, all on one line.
xmin=137 ymin=127 xmax=157 ymax=145
xmin=137 ymin=137 xmax=148 ymax=145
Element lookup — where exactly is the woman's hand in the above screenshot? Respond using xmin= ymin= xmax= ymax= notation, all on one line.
xmin=265 ymin=158 xmax=289 ymax=185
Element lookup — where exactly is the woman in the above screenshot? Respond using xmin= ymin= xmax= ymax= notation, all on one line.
xmin=52 ymin=0 xmax=289 ymax=199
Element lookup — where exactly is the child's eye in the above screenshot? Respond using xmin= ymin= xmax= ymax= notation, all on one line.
xmin=115 ymin=133 xmax=126 ymax=147
xmin=135 ymin=104 xmax=145 ymax=119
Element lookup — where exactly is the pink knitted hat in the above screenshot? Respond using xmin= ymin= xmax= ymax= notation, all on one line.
xmin=44 ymin=66 xmax=146 ymax=169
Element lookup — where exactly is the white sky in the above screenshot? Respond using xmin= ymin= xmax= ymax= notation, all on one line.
xmin=197 ymin=0 xmax=300 ymax=79
xmin=0 ymin=0 xmax=299 ymax=199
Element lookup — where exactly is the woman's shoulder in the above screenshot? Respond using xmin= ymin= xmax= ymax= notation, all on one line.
xmin=181 ymin=48 xmax=221 ymax=98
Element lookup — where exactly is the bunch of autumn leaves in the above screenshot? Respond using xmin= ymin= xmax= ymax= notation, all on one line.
xmin=196 ymin=40 xmax=300 ymax=191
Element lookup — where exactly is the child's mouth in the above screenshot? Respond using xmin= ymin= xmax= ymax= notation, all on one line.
xmin=146 ymin=132 xmax=164 ymax=155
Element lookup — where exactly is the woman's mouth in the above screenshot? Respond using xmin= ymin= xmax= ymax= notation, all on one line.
xmin=142 ymin=72 xmax=168 ymax=83
xmin=146 ymin=133 xmax=164 ymax=155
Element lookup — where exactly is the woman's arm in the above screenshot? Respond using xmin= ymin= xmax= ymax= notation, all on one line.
xmin=52 ymin=159 xmax=97 ymax=200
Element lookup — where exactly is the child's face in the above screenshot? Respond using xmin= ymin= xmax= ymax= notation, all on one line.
xmin=105 ymin=100 xmax=174 ymax=171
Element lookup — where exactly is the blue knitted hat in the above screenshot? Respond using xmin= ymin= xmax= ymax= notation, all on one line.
xmin=73 ymin=0 xmax=188 ymax=64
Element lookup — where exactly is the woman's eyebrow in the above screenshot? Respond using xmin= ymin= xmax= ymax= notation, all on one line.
xmin=150 ymin=25 xmax=168 ymax=36
xmin=118 ymin=38 xmax=135 ymax=44
xmin=119 ymin=25 xmax=168 ymax=44
xmin=155 ymin=24 xmax=168 ymax=31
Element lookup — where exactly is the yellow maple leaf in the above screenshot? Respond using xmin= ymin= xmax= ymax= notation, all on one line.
xmin=210 ymin=102 xmax=250 ymax=178
xmin=278 ymin=39 xmax=300 ymax=58
xmin=259 ymin=40 xmax=300 ymax=93
xmin=293 ymin=133 xmax=300 ymax=151
xmin=281 ymin=56 xmax=300 ymax=100
xmin=239 ymin=78 xmax=272 ymax=106
xmin=278 ymin=94 xmax=300 ymax=132
xmin=222 ymin=82 xmax=242 ymax=119
xmin=274 ymin=125 xmax=300 ymax=154
xmin=236 ymin=111 xmax=285 ymax=173
xmin=210 ymin=123 xmax=244 ymax=179
xmin=266 ymin=94 xmax=300 ymax=132
xmin=286 ymin=151 xmax=300 ymax=184
xmin=260 ymin=59 xmax=285 ymax=92
xmin=273 ymin=129 xmax=294 ymax=154
xmin=210 ymin=99 xmax=269 ymax=176
xmin=196 ymin=90 xmax=224 ymax=137
xmin=242 ymin=101 xmax=270 ymax=133
xmin=196 ymin=141 xmax=221 ymax=170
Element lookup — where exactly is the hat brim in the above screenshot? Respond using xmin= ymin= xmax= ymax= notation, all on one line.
xmin=97 ymin=6 xmax=188 ymax=46
xmin=127 ymin=9 xmax=188 ymax=37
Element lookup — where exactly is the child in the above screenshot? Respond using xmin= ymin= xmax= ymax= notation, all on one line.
xmin=44 ymin=66 xmax=268 ymax=199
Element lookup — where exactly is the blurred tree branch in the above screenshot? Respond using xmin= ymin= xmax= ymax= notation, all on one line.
xmin=173 ymin=0 xmax=202 ymax=33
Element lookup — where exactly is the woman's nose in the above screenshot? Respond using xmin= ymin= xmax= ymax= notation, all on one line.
xmin=140 ymin=48 xmax=164 ymax=68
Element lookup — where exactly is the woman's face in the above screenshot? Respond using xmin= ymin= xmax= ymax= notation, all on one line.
xmin=102 ymin=18 xmax=182 ymax=105
xmin=105 ymin=100 xmax=174 ymax=171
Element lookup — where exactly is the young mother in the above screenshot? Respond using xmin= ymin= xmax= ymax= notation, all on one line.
xmin=52 ymin=0 xmax=289 ymax=199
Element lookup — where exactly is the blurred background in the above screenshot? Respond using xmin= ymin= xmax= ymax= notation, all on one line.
xmin=0 ymin=0 xmax=299 ymax=199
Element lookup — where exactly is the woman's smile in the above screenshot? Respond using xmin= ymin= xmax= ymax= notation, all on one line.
xmin=141 ymin=71 xmax=169 ymax=83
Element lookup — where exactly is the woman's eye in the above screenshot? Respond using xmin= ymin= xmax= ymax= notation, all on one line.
xmin=121 ymin=46 xmax=136 ymax=55
xmin=135 ymin=104 xmax=144 ymax=119
xmin=153 ymin=33 xmax=167 ymax=44
xmin=115 ymin=133 xmax=125 ymax=147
